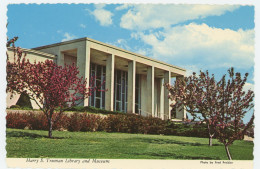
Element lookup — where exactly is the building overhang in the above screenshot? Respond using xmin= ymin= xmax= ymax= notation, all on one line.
xmin=33 ymin=37 xmax=186 ymax=77
xmin=7 ymin=47 xmax=57 ymax=60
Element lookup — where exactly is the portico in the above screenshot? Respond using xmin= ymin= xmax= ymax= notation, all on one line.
xmin=32 ymin=37 xmax=186 ymax=120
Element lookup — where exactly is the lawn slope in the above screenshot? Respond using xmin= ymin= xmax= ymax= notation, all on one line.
xmin=6 ymin=128 xmax=253 ymax=160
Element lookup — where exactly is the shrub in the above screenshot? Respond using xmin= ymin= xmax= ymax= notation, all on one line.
xmin=65 ymin=106 xmax=85 ymax=112
xmin=6 ymin=112 xmax=28 ymax=129
xmin=80 ymin=114 xmax=102 ymax=132
xmin=67 ymin=113 xmax=83 ymax=132
xmin=163 ymin=122 xmax=209 ymax=138
xmin=103 ymin=114 xmax=126 ymax=132
xmin=26 ymin=112 xmax=48 ymax=130
xmin=6 ymin=112 xmax=66 ymax=131
xmin=123 ymin=114 xmax=142 ymax=133
xmin=6 ymin=111 xmax=209 ymax=138
xmin=9 ymin=105 xmax=33 ymax=110
xmin=141 ymin=116 xmax=167 ymax=134
xmin=65 ymin=106 xmax=124 ymax=115
xmin=9 ymin=105 xmax=21 ymax=109
xmin=103 ymin=114 xmax=168 ymax=135
xmin=66 ymin=113 xmax=103 ymax=132
xmin=53 ymin=114 xmax=70 ymax=131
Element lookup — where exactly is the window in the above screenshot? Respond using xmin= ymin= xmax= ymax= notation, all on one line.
xmin=89 ymin=63 xmax=140 ymax=114
xmin=89 ymin=63 xmax=106 ymax=109
xmin=114 ymin=70 xmax=128 ymax=112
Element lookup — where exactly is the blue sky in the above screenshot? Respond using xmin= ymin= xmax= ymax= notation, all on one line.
xmin=7 ymin=4 xmax=255 ymax=122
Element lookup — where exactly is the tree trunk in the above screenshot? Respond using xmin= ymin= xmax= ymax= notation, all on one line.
xmin=48 ymin=118 xmax=53 ymax=138
xmin=207 ymin=123 xmax=214 ymax=146
xmin=225 ymin=144 xmax=232 ymax=160
xmin=209 ymin=135 xmax=213 ymax=146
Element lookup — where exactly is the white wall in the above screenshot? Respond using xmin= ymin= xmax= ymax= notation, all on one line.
xmin=6 ymin=49 xmax=56 ymax=109
xmin=140 ymin=75 xmax=163 ymax=118
xmin=64 ymin=54 xmax=77 ymax=65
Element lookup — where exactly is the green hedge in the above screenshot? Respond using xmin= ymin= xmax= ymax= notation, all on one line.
xmin=6 ymin=111 xmax=210 ymax=138
xmin=65 ymin=106 xmax=124 ymax=115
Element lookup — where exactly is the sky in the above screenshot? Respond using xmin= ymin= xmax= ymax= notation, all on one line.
xmin=7 ymin=4 xmax=255 ymax=122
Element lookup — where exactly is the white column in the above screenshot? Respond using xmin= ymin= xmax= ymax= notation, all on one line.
xmin=77 ymin=41 xmax=90 ymax=106
xmin=105 ymin=54 xmax=115 ymax=111
xmin=164 ymin=71 xmax=171 ymax=120
xmin=127 ymin=60 xmax=136 ymax=114
xmin=176 ymin=76 xmax=186 ymax=120
xmin=147 ymin=66 xmax=154 ymax=117
xmin=57 ymin=52 xmax=65 ymax=66
xmin=158 ymin=78 xmax=164 ymax=119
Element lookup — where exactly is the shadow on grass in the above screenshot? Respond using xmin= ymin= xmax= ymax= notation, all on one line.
xmin=132 ymin=152 xmax=220 ymax=160
xmin=139 ymin=138 xmax=221 ymax=147
xmin=6 ymin=130 xmax=65 ymax=139
xmin=140 ymin=138 xmax=202 ymax=146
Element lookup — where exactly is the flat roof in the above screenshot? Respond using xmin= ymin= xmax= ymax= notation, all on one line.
xmin=33 ymin=37 xmax=186 ymax=72
xmin=7 ymin=47 xmax=57 ymax=59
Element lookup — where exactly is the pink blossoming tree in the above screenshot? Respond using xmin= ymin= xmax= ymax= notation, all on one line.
xmin=7 ymin=38 xmax=91 ymax=138
xmin=214 ymin=68 xmax=254 ymax=160
xmin=166 ymin=68 xmax=254 ymax=160
xmin=166 ymin=71 xmax=219 ymax=146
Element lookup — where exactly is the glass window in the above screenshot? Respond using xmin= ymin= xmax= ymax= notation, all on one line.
xmin=96 ymin=90 xmax=101 ymax=98
xmin=135 ymin=75 xmax=139 ymax=86
xmin=116 ymin=84 xmax=121 ymax=100
xmin=117 ymin=71 xmax=121 ymax=83
xmin=97 ymin=65 xmax=102 ymax=80
xmin=122 ymin=93 xmax=125 ymax=110
xmin=116 ymin=101 xmax=121 ymax=111
xmin=89 ymin=63 xmax=106 ymax=109
xmin=135 ymin=88 xmax=139 ymax=104
xmin=102 ymin=77 xmax=106 ymax=90
xmin=91 ymin=89 xmax=95 ymax=106
xmin=96 ymin=80 xmax=101 ymax=88
xmin=102 ymin=91 xmax=105 ymax=108
xmin=122 ymin=78 xmax=125 ymax=93
xmin=135 ymin=104 xmax=139 ymax=114
xmin=113 ymin=69 xmax=129 ymax=112
xmin=91 ymin=63 xmax=95 ymax=71
xmin=95 ymin=98 xmax=100 ymax=108
xmin=126 ymin=85 xmax=128 ymax=99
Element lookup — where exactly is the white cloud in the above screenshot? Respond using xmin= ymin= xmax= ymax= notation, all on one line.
xmin=89 ymin=4 xmax=113 ymax=26
xmin=182 ymin=65 xmax=201 ymax=76
xmin=120 ymin=4 xmax=239 ymax=30
xmin=133 ymin=23 xmax=254 ymax=69
xmin=80 ymin=24 xmax=86 ymax=28
xmin=244 ymin=82 xmax=254 ymax=92
xmin=135 ymin=48 xmax=149 ymax=56
xmin=61 ymin=33 xmax=77 ymax=42
xmin=95 ymin=4 xmax=106 ymax=9
xmin=115 ymin=4 xmax=132 ymax=11
xmin=108 ymin=39 xmax=131 ymax=51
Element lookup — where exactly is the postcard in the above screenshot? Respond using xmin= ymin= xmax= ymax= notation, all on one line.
xmin=1 ymin=1 xmax=259 ymax=169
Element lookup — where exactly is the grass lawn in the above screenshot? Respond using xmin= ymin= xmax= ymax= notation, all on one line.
xmin=6 ymin=128 xmax=253 ymax=160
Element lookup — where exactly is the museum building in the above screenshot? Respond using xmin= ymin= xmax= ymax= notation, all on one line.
xmin=7 ymin=37 xmax=186 ymax=120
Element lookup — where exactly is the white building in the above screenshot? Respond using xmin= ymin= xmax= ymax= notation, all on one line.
xmin=7 ymin=37 xmax=186 ymax=120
